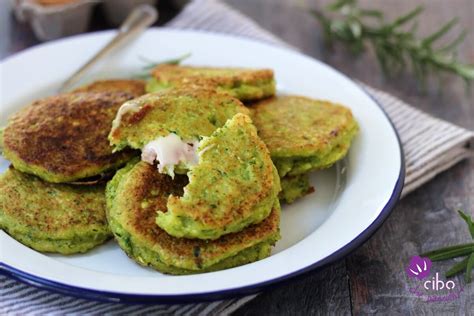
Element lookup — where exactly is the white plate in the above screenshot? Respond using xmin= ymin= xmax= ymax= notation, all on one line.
xmin=0 ymin=28 xmax=404 ymax=302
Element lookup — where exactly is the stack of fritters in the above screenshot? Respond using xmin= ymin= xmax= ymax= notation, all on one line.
xmin=107 ymin=85 xmax=282 ymax=274
xmin=250 ymin=96 xmax=358 ymax=203
xmin=0 ymin=62 xmax=359 ymax=275
xmin=0 ymin=80 xmax=146 ymax=254
xmin=147 ymin=65 xmax=358 ymax=203
xmin=106 ymin=158 xmax=280 ymax=274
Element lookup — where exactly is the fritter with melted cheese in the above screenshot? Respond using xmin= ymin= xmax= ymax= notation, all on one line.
xmin=106 ymin=160 xmax=280 ymax=274
xmin=156 ymin=114 xmax=280 ymax=240
xmin=109 ymin=87 xmax=250 ymax=152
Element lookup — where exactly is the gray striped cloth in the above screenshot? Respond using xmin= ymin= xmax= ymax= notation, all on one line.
xmin=1 ymin=0 xmax=473 ymax=314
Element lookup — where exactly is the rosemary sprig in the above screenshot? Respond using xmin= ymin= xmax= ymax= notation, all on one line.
xmin=446 ymin=257 xmax=468 ymax=278
xmin=311 ymin=0 xmax=474 ymax=83
xmin=459 ymin=210 xmax=474 ymax=238
xmin=465 ymin=253 xmax=474 ymax=283
xmin=421 ymin=210 xmax=474 ymax=282
xmin=134 ymin=53 xmax=191 ymax=79
xmin=421 ymin=243 xmax=474 ymax=261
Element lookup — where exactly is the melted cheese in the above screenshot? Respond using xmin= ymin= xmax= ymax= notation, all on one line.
xmin=112 ymin=100 xmax=142 ymax=130
xmin=141 ymin=134 xmax=199 ymax=177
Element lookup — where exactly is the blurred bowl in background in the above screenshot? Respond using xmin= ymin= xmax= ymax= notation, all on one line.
xmin=14 ymin=0 xmax=99 ymax=41
xmin=102 ymin=0 xmax=158 ymax=26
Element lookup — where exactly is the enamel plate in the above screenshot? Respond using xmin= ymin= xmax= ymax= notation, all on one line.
xmin=0 ymin=29 xmax=404 ymax=302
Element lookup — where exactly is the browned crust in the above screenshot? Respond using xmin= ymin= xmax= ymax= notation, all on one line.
xmin=0 ymin=167 xmax=108 ymax=237
xmin=3 ymin=92 xmax=137 ymax=181
xmin=109 ymin=87 xmax=250 ymax=147
xmin=151 ymin=64 xmax=274 ymax=89
xmin=250 ymin=96 xmax=357 ymax=157
xmin=167 ymin=114 xmax=276 ymax=230
xmin=118 ymin=162 xmax=279 ymax=263
xmin=72 ymin=80 xmax=146 ymax=98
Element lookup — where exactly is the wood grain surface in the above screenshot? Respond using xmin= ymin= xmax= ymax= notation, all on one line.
xmin=226 ymin=1 xmax=474 ymax=315
xmin=1 ymin=0 xmax=473 ymax=315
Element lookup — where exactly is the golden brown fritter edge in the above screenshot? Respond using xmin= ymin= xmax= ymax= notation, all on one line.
xmin=107 ymin=161 xmax=280 ymax=272
xmin=72 ymin=79 xmax=146 ymax=97
xmin=3 ymin=92 xmax=137 ymax=183
xmin=152 ymin=64 xmax=274 ymax=86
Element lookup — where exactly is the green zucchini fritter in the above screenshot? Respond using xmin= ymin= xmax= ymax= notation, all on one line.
xmin=251 ymin=96 xmax=358 ymax=177
xmin=106 ymin=160 xmax=280 ymax=274
xmin=279 ymin=174 xmax=314 ymax=204
xmin=0 ymin=167 xmax=111 ymax=254
xmin=109 ymin=87 xmax=250 ymax=152
xmin=156 ymin=114 xmax=281 ymax=240
xmin=2 ymin=92 xmax=137 ymax=183
xmin=148 ymin=64 xmax=275 ymax=102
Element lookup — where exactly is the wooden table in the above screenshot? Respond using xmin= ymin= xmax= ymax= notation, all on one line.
xmin=227 ymin=1 xmax=474 ymax=314
xmin=1 ymin=0 xmax=473 ymax=314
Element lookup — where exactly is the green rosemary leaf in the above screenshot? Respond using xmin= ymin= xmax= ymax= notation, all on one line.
xmin=422 ymin=18 xmax=458 ymax=47
xmin=133 ymin=53 xmax=191 ymax=79
xmin=360 ymin=9 xmax=382 ymax=19
xmin=349 ymin=21 xmax=362 ymax=38
xmin=465 ymin=252 xmax=474 ymax=283
xmin=439 ymin=30 xmax=467 ymax=52
xmin=160 ymin=52 xmax=192 ymax=65
xmin=458 ymin=210 xmax=474 ymax=239
xmin=140 ymin=52 xmax=192 ymax=70
xmin=388 ymin=6 xmax=423 ymax=29
xmin=409 ymin=21 xmax=419 ymax=34
xmin=453 ymin=63 xmax=474 ymax=80
xmin=446 ymin=257 xmax=469 ymax=278
xmin=374 ymin=44 xmax=389 ymax=74
xmin=421 ymin=243 xmax=474 ymax=261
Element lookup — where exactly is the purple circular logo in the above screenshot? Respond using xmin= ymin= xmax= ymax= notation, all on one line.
xmin=406 ymin=256 xmax=432 ymax=280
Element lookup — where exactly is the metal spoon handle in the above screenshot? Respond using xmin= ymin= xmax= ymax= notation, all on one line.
xmin=59 ymin=4 xmax=158 ymax=93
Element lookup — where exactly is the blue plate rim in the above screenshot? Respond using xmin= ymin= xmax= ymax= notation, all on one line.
xmin=0 ymin=29 xmax=405 ymax=304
